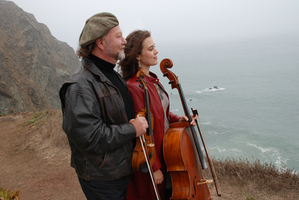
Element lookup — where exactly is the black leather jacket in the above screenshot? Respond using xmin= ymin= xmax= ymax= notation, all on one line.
xmin=59 ymin=58 xmax=136 ymax=181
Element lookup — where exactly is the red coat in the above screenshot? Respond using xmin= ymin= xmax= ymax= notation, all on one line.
xmin=126 ymin=72 xmax=180 ymax=200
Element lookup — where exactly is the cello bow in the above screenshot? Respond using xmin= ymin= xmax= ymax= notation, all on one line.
xmin=192 ymin=108 xmax=221 ymax=197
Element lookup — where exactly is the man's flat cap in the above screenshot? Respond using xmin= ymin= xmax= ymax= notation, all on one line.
xmin=79 ymin=12 xmax=119 ymax=46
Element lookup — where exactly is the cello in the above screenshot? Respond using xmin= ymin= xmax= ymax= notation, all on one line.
xmin=161 ymin=58 xmax=221 ymax=200
xmin=131 ymin=70 xmax=161 ymax=200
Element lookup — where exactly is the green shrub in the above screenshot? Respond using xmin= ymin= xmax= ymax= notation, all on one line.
xmin=0 ymin=187 xmax=20 ymax=200
xmin=243 ymin=191 xmax=256 ymax=200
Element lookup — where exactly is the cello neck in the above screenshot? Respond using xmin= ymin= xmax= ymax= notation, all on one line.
xmin=177 ymin=83 xmax=192 ymax=122
xmin=177 ymin=82 xmax=207 ymax=170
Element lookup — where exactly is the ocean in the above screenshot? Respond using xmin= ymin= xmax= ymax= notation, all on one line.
xmin=150 ymin=33 xmax=299 ymax=172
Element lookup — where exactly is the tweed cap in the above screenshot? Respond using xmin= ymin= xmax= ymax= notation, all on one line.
xmin=79 ymin=12 xmax=119 ymax=46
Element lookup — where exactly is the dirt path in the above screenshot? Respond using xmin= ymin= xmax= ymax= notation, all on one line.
xmin=0 ymin=111 xmax=85 ymax=199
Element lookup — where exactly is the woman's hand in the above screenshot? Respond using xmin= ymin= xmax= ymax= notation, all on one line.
xmin=153 ymin=169 xmax=164 ymax=185
xmin=179 ymin=114 xmax=198 ymax=126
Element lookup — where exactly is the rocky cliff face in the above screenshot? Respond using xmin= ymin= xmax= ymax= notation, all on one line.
xmin=0 ymin=0 xmax=80 ymax=114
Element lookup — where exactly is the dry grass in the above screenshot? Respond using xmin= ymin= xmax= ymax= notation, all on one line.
xmin=18 ymin=110 xmax=70 ymax=162
xmin=211 ymin=157 xmax=299 ymax=199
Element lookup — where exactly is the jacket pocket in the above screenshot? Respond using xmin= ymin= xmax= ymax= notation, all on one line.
xmin=97 ymin=153 xmax=106 ymax=168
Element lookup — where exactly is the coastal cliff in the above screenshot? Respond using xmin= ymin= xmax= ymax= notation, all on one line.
xmin=0 ymin=0 xmax=79 ymax=114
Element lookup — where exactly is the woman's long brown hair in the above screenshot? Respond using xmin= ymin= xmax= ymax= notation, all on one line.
xmin=119 ymin=30 xmax=151 ymax=80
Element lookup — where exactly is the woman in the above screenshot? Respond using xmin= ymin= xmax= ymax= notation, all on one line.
xmin=120 ymin=30 xmax=194 ymax=200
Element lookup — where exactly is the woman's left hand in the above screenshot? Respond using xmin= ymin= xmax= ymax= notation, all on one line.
xmin=153 ymin=169 xmax=164 ymax=185
xmin=179 ymin=114 xmax=198 ymax=126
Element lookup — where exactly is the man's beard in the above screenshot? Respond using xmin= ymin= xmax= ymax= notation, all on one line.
xmin=105 ymin=47 xmax=125 ymax=62
xmin=104 ymin=38 xmax=125 ymax=61
xmin=117 ymin=51 xmax=125 ymax=61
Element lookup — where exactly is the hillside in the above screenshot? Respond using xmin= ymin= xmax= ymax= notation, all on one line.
xmin=0 ymin=1 xmax=298 ymax=199
xmin=0 ymin=110 xmax=298 ymax=200
xmin=0 ymin=0 xmax=79 ymax=114
xmin=0 ymin=110 xmax=85 ymax=199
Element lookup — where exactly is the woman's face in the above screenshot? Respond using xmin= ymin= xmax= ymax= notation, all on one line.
xmin=137 ymin=37 xmax=159 ymax=67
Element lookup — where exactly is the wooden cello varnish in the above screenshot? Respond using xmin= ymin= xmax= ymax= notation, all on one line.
xmin=161 ymin=59 xmax=212 ymax=200
xmin=164 ymin=121 xmax=211 ymax=200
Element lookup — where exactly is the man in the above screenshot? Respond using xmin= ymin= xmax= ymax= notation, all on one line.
xmin=59 ymin=12 xmax=148 ymax=200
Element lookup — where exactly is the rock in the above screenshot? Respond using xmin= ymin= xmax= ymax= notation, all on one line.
xmin=0 ymin=0 xmax=80 ymax=114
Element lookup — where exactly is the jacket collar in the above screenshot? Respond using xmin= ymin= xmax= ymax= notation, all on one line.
xmin=142 ymin=71 xmax=160 ymax=83
xmin=82 ymin=57 xmax=112 ymax=83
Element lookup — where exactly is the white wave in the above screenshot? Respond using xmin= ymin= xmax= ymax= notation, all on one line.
xmin=275 ymin=156 xmax=289 ymax=169
xmin=211 ymin=147 xmax=226 ymax=153
xmin=247 ymin=142 xmax=277 ymax=154
xmin=230 ymin=148 xmax=241 ymax=153
xmin=246 ymin=142 xmax=289 ymax=170
xmin=196 ymin=86 xmax=225 ymax=94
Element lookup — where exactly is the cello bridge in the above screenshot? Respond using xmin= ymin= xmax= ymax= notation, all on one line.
xmin=147 ymin=143 xmax=155 ymax=148
xmin=196 ymin=179 xmax=213 ymax=185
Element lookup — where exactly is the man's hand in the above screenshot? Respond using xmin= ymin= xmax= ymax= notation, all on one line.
xmin=129 ymin=117 xmax=148 ymax=137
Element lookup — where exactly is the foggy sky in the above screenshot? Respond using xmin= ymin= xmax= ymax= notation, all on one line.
xmin=9 ymin=0 xmax=299 ymax=50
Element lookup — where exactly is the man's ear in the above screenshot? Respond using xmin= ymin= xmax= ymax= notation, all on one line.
xmin=95 ymin=38 xmax=104 ymax=51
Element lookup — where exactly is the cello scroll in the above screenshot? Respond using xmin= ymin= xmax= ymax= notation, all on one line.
xmin=160 ymin=59 xmax=180 ymax=90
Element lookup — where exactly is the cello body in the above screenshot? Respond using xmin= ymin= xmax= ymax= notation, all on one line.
xmin=163 ymin=122 xmax=211 ymax=200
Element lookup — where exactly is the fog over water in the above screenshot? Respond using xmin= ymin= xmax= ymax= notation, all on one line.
xmin=10 ymin=0 xmax=299 ymax=50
